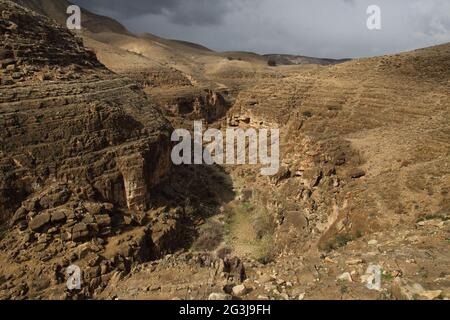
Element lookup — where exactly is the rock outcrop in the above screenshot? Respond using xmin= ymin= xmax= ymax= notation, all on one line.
xmin=0 ymin=1 xmax=173 ymax=222
xmin=0 ymin=1 xmax=175 ymax=299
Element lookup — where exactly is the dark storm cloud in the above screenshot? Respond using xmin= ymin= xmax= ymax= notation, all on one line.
xmin=72 ymin=0 xmax=235 ymax=26
xmin=71 ymin=0 xmax=450 ymax=58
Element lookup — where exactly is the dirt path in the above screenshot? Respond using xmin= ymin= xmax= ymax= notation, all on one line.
xmin=226 ymin=201 xmax=258 ymax=259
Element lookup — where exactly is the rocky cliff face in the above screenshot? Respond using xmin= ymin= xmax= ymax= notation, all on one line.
xmin=0 ymin=1 xmax=173 ymax=220
xmin=147 ymin=88 xmax=230 ymax=124
xmin=228 ymin=43 xmax=450 ymax=250
xmin=0 ymin=1 xmax=176 ymax=299
xmin=220 ymin=43 xmax=450 ymax=299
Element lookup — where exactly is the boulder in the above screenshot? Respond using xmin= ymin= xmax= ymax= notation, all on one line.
xmin=349 ymin=168 xmax=366 ymax=179
xmin=232 ymin=284 xmax=249 ymax=297
xmin=95 ymin=214 xmax=111 ymax=228
xmin=0 ymin=58 xmax=15 ymax=68
xmin=72 ymin=223 xmax=90 ymax=242
xmin=417 ymin=290 xmax=442 ymax=300
xmin=223 ymin=256 xmax=246 ymax=282
xmin=83 ymin=202 xmax=104 ymax=216
xmin=391 ymin=278 xmax=425 ymax=300
xmin=39 ymin=188 xmax=70 ymax=209
xmin=29 ymin=212 xmax=51 ymax=232
xmin=208 ymin=292 xmax=232 ymax=300
xmin=50 ymin=210 xmax=67 ymax=224
xmin=11 ymin=207 xmax=28 ymax=225
xmin=337 ymin=272 xmax=353 ymax=282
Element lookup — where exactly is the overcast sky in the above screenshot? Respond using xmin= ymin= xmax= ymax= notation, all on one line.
xmin=72 ymin=0 xmax=450 ymax=59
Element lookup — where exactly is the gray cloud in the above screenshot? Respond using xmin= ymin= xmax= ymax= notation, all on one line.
xmin=73 ymin=0 xmax=236 ymax=26
xmin=72 ymin=0 xmax=450 ymax=58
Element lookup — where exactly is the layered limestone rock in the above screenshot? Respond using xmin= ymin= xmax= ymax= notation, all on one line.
xmin=0 ymin=1 xmax=173 ymax=221
xmin=147 ymin=87 xmax=230 ymax=123
xmin=0 ymin=1 xmax=178 ymax=299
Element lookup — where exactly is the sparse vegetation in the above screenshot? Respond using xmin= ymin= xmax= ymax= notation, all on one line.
xmin=382 ymin=270 xmax=395 ymax=282
xmin=241 ymin=201 xmax=253 ymax=212
xmin=323 ymin=232 xmax=362 ymax=252
xmin=253 ymin=209 xmax=276 ymax=240
xmin=192 ymin=221 xmax=223 ymax=251
xmin=255 ymin=234 xmax=276 ymax=264
xmin=252 ymin=207 xmax=277 ymax=263
xmin=340 ymin=285 xmax=349 ymax=295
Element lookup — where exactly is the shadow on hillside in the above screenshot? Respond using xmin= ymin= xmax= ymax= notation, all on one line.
xmin=148 ymin=162 xmax=235 ymax=252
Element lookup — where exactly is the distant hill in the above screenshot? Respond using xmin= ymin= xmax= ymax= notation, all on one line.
xmin=264 ymin=54 xmax=350 ymax=66
xmin=12 ymin=0 xmax=347 ymax=70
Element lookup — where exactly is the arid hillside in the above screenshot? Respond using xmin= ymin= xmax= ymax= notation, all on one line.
xmin=222 ymin=42 xmax=450 ymax=299
xmin=103 ymin=42 xmax=450 ymax=301
xmin=0 ymin=0 xmax=449 ymax=301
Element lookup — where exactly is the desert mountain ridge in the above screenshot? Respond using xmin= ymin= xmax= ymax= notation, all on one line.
xmin=11 ymin=0 xmax=348 ymax=68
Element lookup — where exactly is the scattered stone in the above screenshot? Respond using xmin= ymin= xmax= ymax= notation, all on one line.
xmin=47 ymin=227 xmax=58 ymax=234
xmin=82 ymin=215 xmax=95 ymax=224
xmin=349 ymin=169 xmax=366 ymax=179
xmin=346 ymin=258 xmax=363 ymax=266
xmin=23 ymin=232 xmax=34 ymax=244
xmin=324 ymin=257 xmax=336 ymax=264
xmin=258 ymin=274 xmax=274 ymax=284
